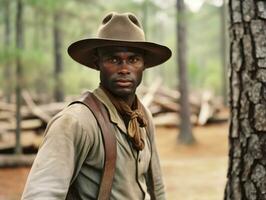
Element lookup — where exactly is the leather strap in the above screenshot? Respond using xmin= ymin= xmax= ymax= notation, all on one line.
xmin=70 ymin=91 xmax=117 ymax=200
xmin=70 ymin=91 xmax=157 ymax=199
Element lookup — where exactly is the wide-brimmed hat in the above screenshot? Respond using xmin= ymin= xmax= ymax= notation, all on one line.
xmin=68 ymin=12 xmax=172 ymax=70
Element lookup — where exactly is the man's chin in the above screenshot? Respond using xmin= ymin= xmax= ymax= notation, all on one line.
xmin=113 ymin=88 xmax=135 ymax=98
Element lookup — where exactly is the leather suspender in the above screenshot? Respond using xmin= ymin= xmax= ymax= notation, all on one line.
xmin=70 ymin=91 xmax=156 ymax=199
xmin=70 ymin=91 xmax=117 ymax=200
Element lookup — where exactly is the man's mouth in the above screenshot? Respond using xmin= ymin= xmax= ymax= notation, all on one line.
xmin=114 ymin=79 xmax=133 ymax=87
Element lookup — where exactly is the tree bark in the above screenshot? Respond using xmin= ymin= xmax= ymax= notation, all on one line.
xmin=53 ymin=11 xmax=64 ymax=102
xmin=15 ymin=0 xmax=24 ymax=154
xmin=224 ymin=0 xmax=266 ymax=199
xmin=4 ymin=0 xmax=12 ymax=103
xmin=177 ymin=0 xmax=195 ymax=144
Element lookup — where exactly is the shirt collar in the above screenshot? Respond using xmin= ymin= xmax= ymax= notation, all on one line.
xmin=93 ymin=87 xmax=127 ymax=133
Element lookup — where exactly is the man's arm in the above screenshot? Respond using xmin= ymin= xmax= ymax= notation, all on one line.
xmin=144 ymin=108 xmax=166 ymax=200
xmin=149 ymin=123 xmax=166 ymax=200
xmin=21 ymin=112 xmax=92 ymax=200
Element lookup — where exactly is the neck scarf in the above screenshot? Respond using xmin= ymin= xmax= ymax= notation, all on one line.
xmin=102 ymin=87 xmax=147 ymax=151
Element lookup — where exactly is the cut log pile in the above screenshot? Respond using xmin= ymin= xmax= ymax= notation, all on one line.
xmin=0 ymin=88 xmax=228 ymax=153
xmin=138 ymin=85 xmax=227 ymax=127
xmin=0 ymin=91 xmax=67 ymax=153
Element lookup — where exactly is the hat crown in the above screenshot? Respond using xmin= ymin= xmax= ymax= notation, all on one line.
xmin=97 ymin=12 xmax=145 ymax=41
xmin=67 ymin=12 xmax=172 ymax=70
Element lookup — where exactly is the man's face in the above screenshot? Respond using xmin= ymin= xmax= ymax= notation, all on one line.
xmin=97 ymin=46 xmax=145 ymax=98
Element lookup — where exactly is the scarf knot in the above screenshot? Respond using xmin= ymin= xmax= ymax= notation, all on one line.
xmin=102 ymin=87 xmax=147 ymax=151
xmin=130 ymin=111 xmax=147 ymax=128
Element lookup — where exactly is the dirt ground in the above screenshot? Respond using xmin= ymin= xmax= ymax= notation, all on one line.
xmin=156 ymin=123 xmax=229 ymax=200
xmin=0 ymin=122 xmax=229 ymax=200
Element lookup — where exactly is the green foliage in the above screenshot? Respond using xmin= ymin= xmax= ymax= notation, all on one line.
xmin=63 ymin=64 xmax=99 ymax=94
xmin=188 ymin=58 xmax=222 ymax=93
xmin=27 ymin=0 xmax=69 ymax=12
xmin=0 ymin=0 xmax=226 ymax=101
xmin=186 ymin=3 xmax=224 ymax=95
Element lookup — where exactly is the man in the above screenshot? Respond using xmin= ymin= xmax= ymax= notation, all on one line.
xmin=22 ymin=12 xmax=171 ymax=200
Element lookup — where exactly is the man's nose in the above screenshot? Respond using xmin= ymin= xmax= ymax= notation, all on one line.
xmin=118 ymin=60 xmax=130 ymax=74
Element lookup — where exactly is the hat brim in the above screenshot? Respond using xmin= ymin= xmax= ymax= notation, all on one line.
xmin=67 ymin=38 xmax=172 ymax=70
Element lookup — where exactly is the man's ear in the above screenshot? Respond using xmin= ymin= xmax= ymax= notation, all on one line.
xmin=94 ymin=59 xmax=100 ymax=70
xmin=92 ymin=52 xmax=100 ymax=70
xmin=143 ymin=56 xmax=147 ymax=71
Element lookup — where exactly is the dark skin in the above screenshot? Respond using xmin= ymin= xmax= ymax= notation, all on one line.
xmin=96 ymin=46 xmax=146 ymax=107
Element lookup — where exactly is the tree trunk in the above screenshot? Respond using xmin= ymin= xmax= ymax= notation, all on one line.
xmin=142 ymin=0 xmax=149 ymax=85
xmin=224 ymin=0 xmax=266 ymax=199
xmin=142 ymin=0 xmax=148 ymax=38
xmin=33 ymin=8 xmax=41 ymax=49
xmin=4 ymin=0 xmax=12 ymax=103
xmin=177 ymin=0 xmax=195 ymax=144
xmin=220 ymin=0 xmax=228 ymax=105
xmin=15 ymin=0 xmax=24 ymax=154
xmin=53 ymin=11 xmax=64 ymax=102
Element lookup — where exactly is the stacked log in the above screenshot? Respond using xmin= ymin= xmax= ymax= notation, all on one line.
xmin=0 ymin=88 xmax=227 ymax=153
xmin=138 ymin=85 xmax=227 ymax=127
xmin=0 ymin=91 xmax=66 ymax=153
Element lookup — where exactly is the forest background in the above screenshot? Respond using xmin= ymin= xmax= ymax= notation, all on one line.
xmin=0 ymin=0 xmax=229 ymax=199
xmin=0 ymin=0 xmax=227 ymax=101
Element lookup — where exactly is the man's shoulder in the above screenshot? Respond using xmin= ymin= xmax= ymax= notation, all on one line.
xmin=50 ymin=102 xmax=98 ymax=131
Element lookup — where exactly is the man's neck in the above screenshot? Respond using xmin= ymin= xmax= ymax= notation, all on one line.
xmin=120 ymin=94 xmax=135 ymax=108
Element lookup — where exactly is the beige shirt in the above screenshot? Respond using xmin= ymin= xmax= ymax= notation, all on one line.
xmin=21 ymin=87 xmax=165 ymax=200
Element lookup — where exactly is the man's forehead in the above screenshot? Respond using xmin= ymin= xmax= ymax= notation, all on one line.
xmin=97 ymin=46 xmax=145 ymax=56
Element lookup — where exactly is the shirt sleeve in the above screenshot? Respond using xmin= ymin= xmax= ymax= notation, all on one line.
xmin=21 ymin=112 xmax=92 ymax=200
xmin=146 ymin=110 xmax=166 ymax=200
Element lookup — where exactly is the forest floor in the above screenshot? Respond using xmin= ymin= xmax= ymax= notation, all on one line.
xmin=0 ymin=121 xmax=229 ymax=200
xmin=157 ymin=122 xmax=229 ymax=200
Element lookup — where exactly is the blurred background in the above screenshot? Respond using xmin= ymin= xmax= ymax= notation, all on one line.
xmin=0 ymin=0 xmax=229 ymax=199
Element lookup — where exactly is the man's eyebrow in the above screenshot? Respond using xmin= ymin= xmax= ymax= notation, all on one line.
xmin=97 ymin=52 xmax=112 ymax=58
xmin=130 ymin=53 xmax=143 ymax=56
xmin=102 ymin=53 xmax=118 ymax=58
xmin=97 ymin=49 xmax=145 ymax=57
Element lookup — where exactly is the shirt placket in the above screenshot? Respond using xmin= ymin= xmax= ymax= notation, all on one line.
xmin=136 ymin=129 xmax=150 ymax=199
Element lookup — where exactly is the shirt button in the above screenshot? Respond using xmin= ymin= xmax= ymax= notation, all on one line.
xmin=138 ymin=158 xmax=141 ymax=162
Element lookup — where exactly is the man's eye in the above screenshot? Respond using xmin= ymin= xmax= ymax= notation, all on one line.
xmin=129 ymin=56 xmax=141 ymax=63
xmin=109 ymin=58 xmax=119 ymax=63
